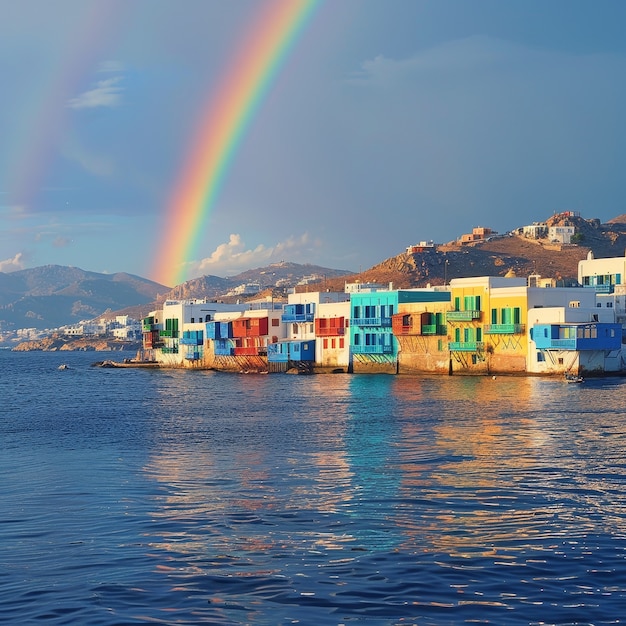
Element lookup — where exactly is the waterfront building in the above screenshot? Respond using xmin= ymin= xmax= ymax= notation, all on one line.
xmin=445 ymin=277 xmax=620 ymax=375
xmin=446 ymin=277 xmax=526 ymax=374
xmin=527 ymin=303 xmax=622 ymax=374
xmin=391 ymin=291 xmax=451 ymax=374
xmin=315 ymin=299 xmax=351 ymax=372
xmin=268 ymin=290 xmax=349 ymax=373
xmin=143 ymin=299 xmax=247 ymax=367
xmin=350 ymin=286 xmax=450 ymax=374
xmin=208 ymin=302 xmax=285 ymax=372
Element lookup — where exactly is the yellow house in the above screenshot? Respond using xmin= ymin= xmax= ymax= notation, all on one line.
xmin=447 ymin=277 xmax=529 ymax=374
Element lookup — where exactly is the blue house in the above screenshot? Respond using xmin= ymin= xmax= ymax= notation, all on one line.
xmin=531 ymin=323 xmax=621 ymax=351
xmin=268 ymin=339 xmax=316 ymax=369
xmin=349 ymin=288 xmax=451 ymax=372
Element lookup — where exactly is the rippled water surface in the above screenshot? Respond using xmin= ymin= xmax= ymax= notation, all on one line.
xmin=2 ymin=350 xmax=626 ymax=625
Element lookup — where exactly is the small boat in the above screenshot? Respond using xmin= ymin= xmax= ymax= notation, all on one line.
xmin=564 ymin=373 xmax=583 ymax=383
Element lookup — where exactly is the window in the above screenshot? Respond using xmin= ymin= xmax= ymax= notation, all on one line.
xmin=323 ymin=338 xmax=328 ymax=349
xmin=339 ymin=338 xmax=345 ymax=349
xmin=191 ymin=317 xmax=195 ymax=323
xmin=272 ymin=318 xmax=279 ymax=326
xmin=331 ymin=338 xmax=336 ymax=349
xmin=537 ymin=352 xmax=545 ymax=362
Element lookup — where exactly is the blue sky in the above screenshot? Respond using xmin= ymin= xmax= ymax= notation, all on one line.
xmin=1 ymin=0 xmax=625 ymax=286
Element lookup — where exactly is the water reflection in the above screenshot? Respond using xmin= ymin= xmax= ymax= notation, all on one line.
xmin=140 ymin=370 xmax=626 ymax=622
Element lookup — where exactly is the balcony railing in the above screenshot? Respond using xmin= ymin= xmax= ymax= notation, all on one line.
xmin=315 ymin=326 xmax=345 ymax=336
xmin=351 ymin=317 xmax=392 ymax=327
xmin=585 ymin=284 xmax=613 ymax=293
xmin=483 ymin=324 xmax=525 ymax=335
xmin=214 ymin=346 xmax=234 ymax=356
xmin=159 ymin=330 xmax=179 ymax=338
xmin=446 ymin=310 xmax=481 ymax=321
xmin=421 ymin=324 xmax=448 ymax=336
xmin=180 ymin=336 xmax=203 ymax=345
xmin=352 ymin=344 xmax=394 ymax=354
xmin=281 ymin=313 xmax=315 ymax=323
xmin=234 ymin=347 xmax=268 ymax=356
xmin=544 ymin=339 xmax=577 ymax=350
xmin=448 ymin=341 xmax=485 ymax=352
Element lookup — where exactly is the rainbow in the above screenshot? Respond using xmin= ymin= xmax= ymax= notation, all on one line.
xmin=154 ymin=0 xmax=320 ymax=287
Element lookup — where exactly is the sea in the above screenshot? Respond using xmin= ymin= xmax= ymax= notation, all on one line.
xmin=1 ymin=349 xmax=626 ymax=626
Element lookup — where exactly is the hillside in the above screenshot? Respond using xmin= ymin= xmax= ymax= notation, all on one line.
xmin=0 ymin=266 xmax=167 ymax=331
xmin=164 ymin=261 xmax=352 ymax=301
xmin=313 ymin=214 xmax=626 ymax=292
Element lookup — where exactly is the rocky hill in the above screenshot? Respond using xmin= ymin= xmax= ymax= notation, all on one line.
xmin=164 ymin=261 xmax=352 ymax=301
xmin=316 ymin=214 xmax=626 ymax=292
xmin=0 ymin=266 xmax=167 ymax=331
xmin=10 ymin=334 xmax=142 ymax=352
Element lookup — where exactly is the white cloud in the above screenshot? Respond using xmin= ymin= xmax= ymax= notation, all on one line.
xmin=189 ymin=233 xmax=313 ymax=277
xmin=68 ymin=76 xmax=123 ymax=109
xmin=0 ymin=252 xmax=26 ymax=273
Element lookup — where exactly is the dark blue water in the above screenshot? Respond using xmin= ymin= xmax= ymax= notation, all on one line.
xmin=2 ymin=350 xmax=626 ymax=625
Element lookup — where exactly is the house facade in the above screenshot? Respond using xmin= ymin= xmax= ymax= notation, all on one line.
xmin=142 ymin=254 xmax=626 ymax=377
xmin=392 ymin=292 xmax=451 ymax=374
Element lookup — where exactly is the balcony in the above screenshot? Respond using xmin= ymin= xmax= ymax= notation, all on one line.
xmin=446 ymin=310 xmax=481 ymax=322
xmin=448 ymin=341 xmax=485 ymax=352
xmin=281 ymin=313 xmax=314 ymax=323
xmin=315 ymin=326 xmax=345 ymax=337
xmin=234 ymin=346 xmax=268 ymax=356
xmin=351 ymin=317 xmax=392 ymax=327
xmin=180 ymin=332 xmax=204 ymax=345
xmin=159 ymin=330 xmax=179 ymax=338
xmin=352 ymin=344 xmax=394 ymax=355
xmin=421 ymin=324 xmax=448 ymax=336
xmin=214 ymin=346 xmax=234 ymax=356
xmin=483 ymin=324 xmax=525 ymax=335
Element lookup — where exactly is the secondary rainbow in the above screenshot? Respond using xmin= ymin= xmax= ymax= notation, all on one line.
xmin=155 ymin=0 xmax=320 ymax=287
